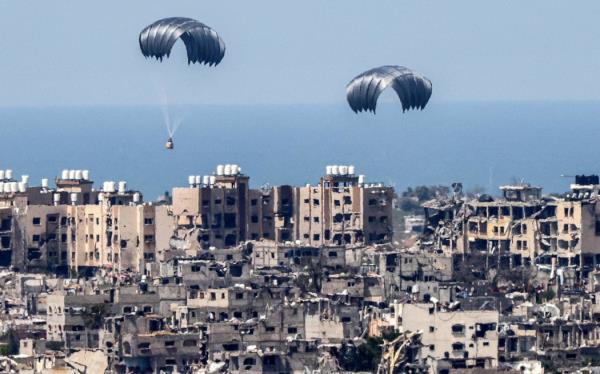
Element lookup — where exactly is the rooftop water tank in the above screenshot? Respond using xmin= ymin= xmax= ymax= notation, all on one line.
xmin=339 ymin=165 xmax=348 ymax=175
xmin=61 ymin=170 xmax=69 ymax=180
xmin=68 ymin=170 xmax=75 ymax=180
xmin=18 ymin=182 xmax=27 ymax=193
xmin=188 ymin=175 xmax=196 ymax=186
xmin=348 ymin=165 xmax=356 ymax=175
xmin=203 ymin=175 xmax=210 ymax=185
xmin=41 ymin=178 xmax=49 ymax=189
xmin=331 ymin=165 xmax=339 ymax=175
xmin=224 ymin=164 xmax=232 ymax=176
xmin=0 ymin=171 xmax=4 ymax=180
xmin=133 ymin=192 xmax=141 ymax=203
xmin=326 ymin=165 xmax=333 ymax=175
xmin=216 ymin=164 xmax=224 ymax=176
xmin=82 ymin=170 xmax=90 ymax=180
xmin=104 ymin=181 xmax=115 ymax=193
xmin=209 ymin=176 xmax=216 ymax=186
xmin=358 ymin=175 xmax=365 ymax=185
xmin=118 ymin=181 xmax=127 ymax=194
xmin=0 ymin=183 xmax=4 ymax=193
xmin=75 ymin=170 xmax=83 ymax=180
xmin=10 ymin=182 xmax=17 ymax=193
xmin=21 ymin=175 xmax=29 ymax=183
xmin=5 ymin=170 xmax=12 ymax=180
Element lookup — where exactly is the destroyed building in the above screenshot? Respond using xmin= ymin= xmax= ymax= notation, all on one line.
xmin=5 ymin=167 xmax=600 ymax=373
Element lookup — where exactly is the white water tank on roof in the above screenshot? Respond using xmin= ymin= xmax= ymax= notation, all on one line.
xmin=133 ymin=192 xmax=140 ymax=203
xmin=21 ymin=175 xmax=29 ymax=184
xmin=326 ymin=165 xmax=333 ymax=175
xmin=231 ymin=164 xmax=238 ymax=175
xmin=5 ymin=170 xmax=12 ymax=180
xmin=18 ymin=182 xmax=26 ymax=193
xmin=203 ymin=175 xmax=210 ymax=185
xmin=224 ymin=164 xmax=232 ymax=176
xmin=68 ymin=170 xmax=75 ymax=180
xmin=104 ymin=181 xmax=116 ymax=193
xmin=195 ymin=176 xmax=201 ymax=185
xmin=331 ymin=165 xmax=339 ymax=175
xmin=0 ymin=183 xmax=4 ymax=193
xmin=0 ymin=171 xmax=4 ymax=180
xmin=41 ymin=178 xmax=49 ymax=189
xmin=209 ymin=176 xmax=216 ymax=186
xmin=339 ymin=165 xmax=348 ymax=175
xmin=188 ymin=175 xmax=196 ymax=186
xmin=118 ymin=181 xmax=127 ymax=194
xmin=358 ymin=175 xmax=365 ymax=185
xmin=216 ymin=165 xmax=224 ymax=176
xmin=61 ymin=170 xmax=69 ymax=180
xmin=348 ymin=165 xmax=356 ymax=176
xmin=10 ymin=182 xmax=17 ymax=193
xmin=82 ymin=170 xmax=90 ymax=180
xmin=75 ymin=170 xmax=82 ymax=180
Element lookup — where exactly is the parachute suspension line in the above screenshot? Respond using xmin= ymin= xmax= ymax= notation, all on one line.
xmin=170 ymin=118 xmax=183 ymax=137
xmin=157 ymin=84 xmax=174 ymax=137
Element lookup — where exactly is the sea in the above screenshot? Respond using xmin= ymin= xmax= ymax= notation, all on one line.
xmin=1 ymin=101 xmax=599 ymax=200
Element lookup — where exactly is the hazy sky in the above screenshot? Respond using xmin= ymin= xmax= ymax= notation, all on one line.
xmin=1 ymin=1 xmax=599 ymax=107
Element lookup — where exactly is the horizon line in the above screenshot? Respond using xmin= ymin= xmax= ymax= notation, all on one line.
xmin=1 ymin=99 xmax=600 ymax=110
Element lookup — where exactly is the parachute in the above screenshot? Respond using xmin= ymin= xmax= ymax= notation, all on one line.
xmin=346 ymin=65 xmax=432 ymax=114
xmin=139 ymin=17 xmax=225 ymax=66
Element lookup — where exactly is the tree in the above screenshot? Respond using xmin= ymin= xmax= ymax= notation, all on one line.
xmin=338 ymin=331 xmax=401 ymax=372
xmin=0 ymin=330 xmax=19 ymax=356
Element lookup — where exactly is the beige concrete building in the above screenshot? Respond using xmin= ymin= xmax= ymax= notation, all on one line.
xmin=68 ymin=203 xmax=172 ymax=273
xmin=293 ymin=166 xmax=394 ymax=246
xmin=425 ymin=178 xmax=600 ymax=277
xmin=171 ymin=164 xmax=395 ymax=251
xmin=0 ymin=165 xmax=394 ymax=275
xmin=402 ymin=303 xmax=499 ymax=373
xmin=46 ymin=292 xmax=111 ymax=351
xmin=0 ymin=170 xmax=173 ymax=274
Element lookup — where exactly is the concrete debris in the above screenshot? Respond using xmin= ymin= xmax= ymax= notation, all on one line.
xmin=1 ymin=168 xmax=600 ymax=372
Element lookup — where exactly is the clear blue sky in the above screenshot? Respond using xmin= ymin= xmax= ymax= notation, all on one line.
xmin=1 ymin=1 xmax=599 ymax=107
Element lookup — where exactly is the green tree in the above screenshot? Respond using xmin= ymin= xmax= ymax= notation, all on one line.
xmin=0 ymin=330 xmax=19 ymax=356
xmin=339 ymin=331 xmax=400 ymax=372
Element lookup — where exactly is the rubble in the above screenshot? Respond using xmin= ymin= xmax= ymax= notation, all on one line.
xmin=2 ymin=167 xmax=600 ymax=372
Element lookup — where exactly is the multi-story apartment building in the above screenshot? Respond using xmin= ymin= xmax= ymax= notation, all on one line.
xmin=172 ymin=164 xmax=394 ymax=251
xmin=424 ymin=176 xmax=600 ymax=273
xmin=402 ymin=303 xmax=499 ymax=373
xmin=0 ymin=165 xmax=394 ymax=275
xmin=0 ymin=169 xmax=173 ymax=274
xmin=293 ymin=165 xmax=394 ymax=246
